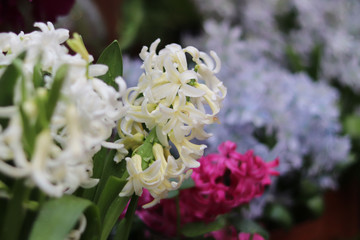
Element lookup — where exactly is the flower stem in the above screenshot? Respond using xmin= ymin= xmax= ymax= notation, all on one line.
xmin=0 ymin=179 xmax=31 ymax=240
xmin=114 ymin=195 xmax=139 ymax=240
xmin=176 ymin=193 xmax=181 ymax=238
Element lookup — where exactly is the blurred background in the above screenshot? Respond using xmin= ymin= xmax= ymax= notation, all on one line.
xmin=2 ymin=0 xmax=360 ymax=239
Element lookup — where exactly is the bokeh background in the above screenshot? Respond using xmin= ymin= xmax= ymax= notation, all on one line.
xmin=2 ymin=0 xmax=360 ymax=239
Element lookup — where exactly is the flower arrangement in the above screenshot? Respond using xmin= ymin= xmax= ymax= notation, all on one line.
xmin=0 ymin=22 xmax=226 ymax=240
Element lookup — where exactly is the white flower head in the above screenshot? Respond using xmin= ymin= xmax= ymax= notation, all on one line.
xmin=0 ymin=22 xmax=127 ymax=197
xmin=118 ymin=39 xmax=226 ymax=204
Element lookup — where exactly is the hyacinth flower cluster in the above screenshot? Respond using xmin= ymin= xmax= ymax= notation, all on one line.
xmin=117 ymin=39 xmax=226 ymax=207
xmin=182 ymin=19 xmax=350 ymax=221
xmin=0 ymin=22 xmax=126 ymax=197
xmin=135 ymin=141 xmax=279 ymax=237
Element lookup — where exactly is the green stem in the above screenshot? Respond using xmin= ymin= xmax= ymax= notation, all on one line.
xmin=100 ymin=195 xmax=131 ymax=240
xmin=81 ymin=147 xmax=109 ymax=201
xmin=114 ymin=195 xmax=139 ymax=240
xmin=0 ymin=180 xmax=31 ymax=240
xmin=176 ymin=194 xmax=181 ymax=239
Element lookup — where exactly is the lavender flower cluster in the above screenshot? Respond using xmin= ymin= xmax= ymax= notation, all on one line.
xmin=185 ymin=0 xmax=354 ymax=219
xmin=193 ymin=0 xmax=360 ymax=91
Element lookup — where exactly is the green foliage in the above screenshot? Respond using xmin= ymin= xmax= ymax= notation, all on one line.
xmin=114 ymin=195 xmax=139 ymax=240
xmin=101 ymin=195 xmax=131 ymax=240
xmin=0 ymin=180 xmax=30 ymax=240
xmin=0 ymin=54 xmax=25 ymax=128
xmin=46 ymin=64 xmax=68 ymax=122
xmin=29 ymin=195 xmax=100 ymax=240
xmin=97 ymin=40 xmax=123 ymax=90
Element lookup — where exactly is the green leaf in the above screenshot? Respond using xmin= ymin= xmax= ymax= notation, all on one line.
xmin=97 ymin=176 xmax=128 ymax=222
xmin=19 ymin=105 xmax=36 ymax=156
xmin=0 ymin=57 xmax=24 ymax=128
xmin=93 ymin=149 xmax=127 ymax=203
xmin=114 ymin=195 xmax=139 ymax=240
xmin=101 ymin=196 xmax=131 ymax=240
xmin=80 ymin=204 xmax=101 ymax=240
xmin=33 ymin=61 xmax=44 ymax=88
xmin=81 ymin=147 xmax=109 ymax=201
xmin=166 ymin=190 xmax=179 ymax=199
xmin=0 ymin=180 xmax=30 ymax=240
xmin=97 ymin=40 xmax=123 ymax=90
xmin=181 ymin=217 xmax=226 ymax=237
xmin=134 ymin=128 xmax=158 ymax=170
xmin=46 ymin=64 xmax=68 ymax=121
xmin=179 ymin=177 xmax=195 ymax=190
xmin=235 ymin=219 xmax=269 ymax=240
xmin=29 ymin=195 xmax=98 ymax=240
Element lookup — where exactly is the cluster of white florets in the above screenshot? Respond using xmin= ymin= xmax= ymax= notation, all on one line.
xmin=118 ymin=39 xmax=226 ymax=207
xmin=0 ymin=22 xmax=126 ymax=197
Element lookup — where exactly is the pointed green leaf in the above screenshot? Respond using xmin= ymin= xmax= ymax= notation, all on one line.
xmin=29 ymin=195 xmax=98 ymax=240
xmin=19 ymin=105 xmax=36 ymax=156
xmin=101 ymin=196 xmax=131 ymax=240
xmin=93 ymin=149 xmax=127 ymax=203
xmin=97 ymin=40 xmax=123 ymax=90
xmin=80 ymin=204 xmax=101 ymax=240
xmin=0 ymin=52 xmax=26 ymax=107
xmin=97 ymin=176 xmax=128 ymax=222
xmin=113 ymin=195 xmax=139 ymax=240
xmin=0 ymin=180 xmax=30 ymax=240
xmin=181 ymin=217 xmax=226 ymax=237
xmin=81 ymin=147 xmax=109 ymax=201
xmin=46 ymin=64 xmax=68 ymax=121
xmin=0 ymin=57 xmax=24 ymax=128
xmin=179 ymin=177 xmax=195 ymax=190
xmin=33 ymin=61 xmax=44 ymax=88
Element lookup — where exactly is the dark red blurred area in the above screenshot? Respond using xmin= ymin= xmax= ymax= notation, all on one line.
xmin=31 ymin=0 xmax=75 ymax=22
xmin=271 ymin=180 xmax=360 ymax=240
xmin=0 ymin=0 xmax=75 ymax=32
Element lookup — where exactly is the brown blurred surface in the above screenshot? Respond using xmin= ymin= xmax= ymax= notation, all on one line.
xmin=270 ymin=181 xmax=360 ymax=240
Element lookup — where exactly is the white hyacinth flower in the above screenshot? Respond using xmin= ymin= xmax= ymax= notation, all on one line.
xmin=0 ymin=22 xmax=127 ymax=197
xmin=118 ymin=39 xmax=226 ymax=204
